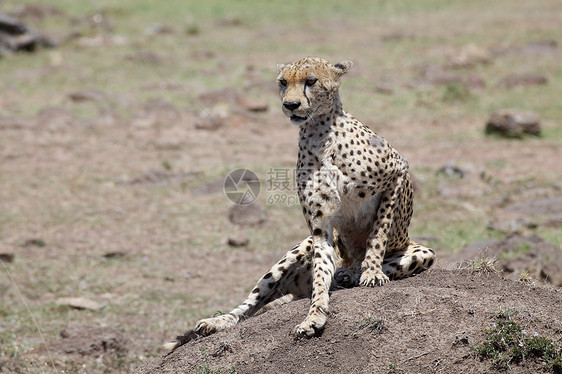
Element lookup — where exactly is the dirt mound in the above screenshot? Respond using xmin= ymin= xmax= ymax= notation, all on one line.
xmin=134 ymin=270 xmax=561 ymax=374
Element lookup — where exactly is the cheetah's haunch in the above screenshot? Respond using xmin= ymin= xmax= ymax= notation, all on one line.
xmin=165 ymin=57 xmax=435 ymax=350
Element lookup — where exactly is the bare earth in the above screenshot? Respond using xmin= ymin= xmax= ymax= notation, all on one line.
xmin=135 ymin=270 xmax=561 ymax=374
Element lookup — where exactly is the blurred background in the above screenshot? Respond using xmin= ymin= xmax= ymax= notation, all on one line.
xmin=0 ymin=0 xmax=560 ymax=372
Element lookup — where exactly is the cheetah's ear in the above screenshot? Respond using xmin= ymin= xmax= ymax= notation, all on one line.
xmin=332 ymin=61 xmax=353 ymax=75
xmin=277 ymin=64 xmax=285 ymax=73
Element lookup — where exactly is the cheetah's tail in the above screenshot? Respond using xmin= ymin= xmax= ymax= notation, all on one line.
xmin=163 ymin=330 xmax=201 ymax=352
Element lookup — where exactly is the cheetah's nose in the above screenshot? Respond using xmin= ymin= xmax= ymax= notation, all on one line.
xmin=283 ymin=101 xmax=301 ymax=111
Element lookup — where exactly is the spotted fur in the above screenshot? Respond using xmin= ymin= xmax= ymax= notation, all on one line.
xmin=165 ymin=57 xmax=435 ymax=350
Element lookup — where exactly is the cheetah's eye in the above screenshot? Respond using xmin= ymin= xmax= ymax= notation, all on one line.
xmin=279 ymin=79 xmax=287 ymax=87
xmin=305 ymin=78 xmax=318 ymax=87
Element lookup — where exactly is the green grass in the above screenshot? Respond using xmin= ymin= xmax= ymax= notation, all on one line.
xmin=358 ymin=316 xmax=386 ymax=333
xmin=475 ymin=311 xmax=562 ymax=371
xmin=387 ymin=362 xmax=405 ymax=374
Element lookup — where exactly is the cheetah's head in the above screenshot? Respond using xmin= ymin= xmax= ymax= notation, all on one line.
xmin=277 ymin=57 xmax=352 ymax=125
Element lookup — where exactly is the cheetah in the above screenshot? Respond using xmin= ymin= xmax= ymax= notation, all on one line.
xmin=165 ymin=57 xmax=435 ymax=350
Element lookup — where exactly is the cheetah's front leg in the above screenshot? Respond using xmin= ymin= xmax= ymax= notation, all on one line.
xmin=360 ymin=175 xmax=405 ymax=287
xmin=294 ymin=227 xmax=336 ymax=337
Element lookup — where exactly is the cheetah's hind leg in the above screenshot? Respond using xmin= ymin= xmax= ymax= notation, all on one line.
xmin=164 ymin=237 xmax=314 ymax=351
xmin=382 ymin=240 xmax=435 ymax=280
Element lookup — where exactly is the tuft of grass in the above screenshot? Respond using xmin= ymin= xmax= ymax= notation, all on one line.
xmin=442 ymin=82 xmax=471 ymax=103
xmin=387 ymin=362 xmax=404 ymax=374
xmin=197 ymin=364 xmax=221 ymax=374
xmin=474 ymin=312 xmax=562 ymax=371
xmin=469 ymin=256 xmax=500 ymax=274
xmin=358 ymin=316 xmax=386 ymax=333
xmin=185 ymin=23 xmax=201 ymax=36
xmin=162 ymin=160 xmax=173 ymax=171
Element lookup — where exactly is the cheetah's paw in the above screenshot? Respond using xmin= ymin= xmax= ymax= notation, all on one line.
xmin=293 ymin=315 xmax=326 ymax=338
xmin=359 ymin=271 xmax=389 ymax=287
xmin=195 ymin=314 xmax=238 ymax=336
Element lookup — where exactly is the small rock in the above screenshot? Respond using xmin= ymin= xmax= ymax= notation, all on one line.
xmin=0 ymin=253 xmax=15 ymax=263
xmin=485 ymin=109 xmax=541 ymax=138
xmin=449 ymin=44 xmax=491 ymax=68
xmin=23 ymin=238 xmax=46 ymax=247
xmin=68 ymin=89 xmax=107 ymax=103
xmin=145 ymin=23 xmax=174 ymax=36
xmin=194 ymin=105 xmax=229 ymax=130
xmin=125 ymin=50 xmax=162 ymax=64
xmin=381 ymin=31 xmax=415 ymax=42
xmin=228 ymin=202 xmax=267 ymax=226
xmin=0 ymin=12 xmax=55 ymax=52
xmin=447 ymin=44 xmax=491 ymax=68
xmin=238 ymin=97 xmax=268 ymax=112
xmin=0 ymin=13 xmax=27 ymax=35
xmin=227 ymin=231 xmax=249 ymax=247
xmin=103 ymin=251 xmax=126 ymax=259
xmin=55 ymin=297 xmax=104 ymax=311
xmin=436 ymin=164 xmax=464 ymax=178
xmin=375 ymin=84 xmax=394 ymax=95
xmin=498 ymin=73 xmax=547 ymax=89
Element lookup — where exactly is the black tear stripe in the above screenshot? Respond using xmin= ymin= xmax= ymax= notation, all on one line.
xmin=304 ymin=86 xmax=311 ymax=106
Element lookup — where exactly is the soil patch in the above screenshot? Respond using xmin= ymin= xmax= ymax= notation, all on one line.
xmin=28 ymin=324 xmax=129 ymax=358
